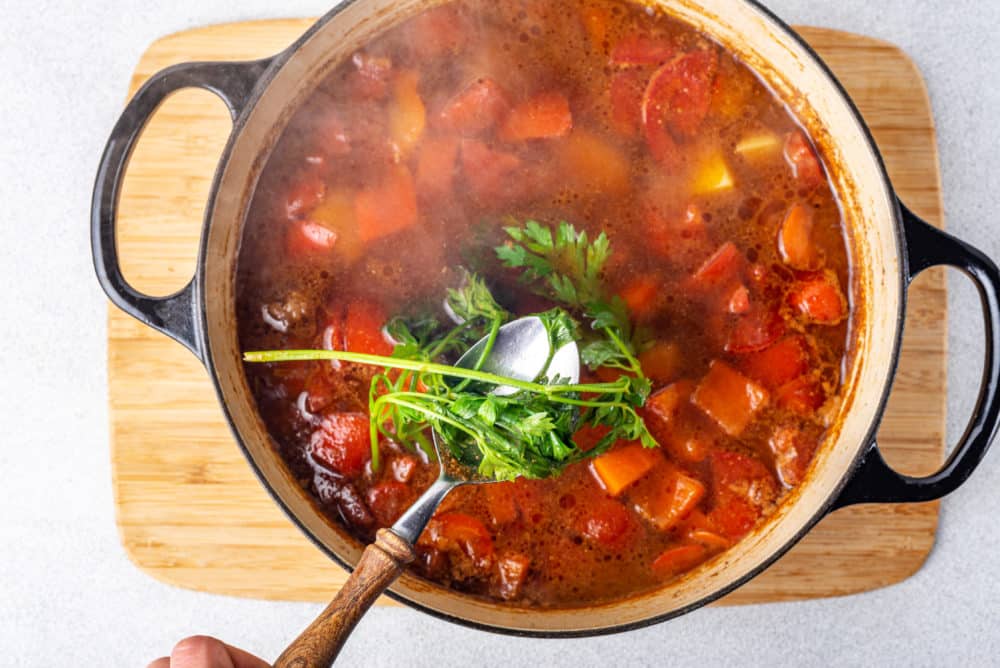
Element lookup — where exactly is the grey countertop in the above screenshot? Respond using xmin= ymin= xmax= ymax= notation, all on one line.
xmin=2 ymin=1 xmax=999 ymax=665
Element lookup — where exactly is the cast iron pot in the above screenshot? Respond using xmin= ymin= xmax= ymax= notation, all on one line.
xmin=93 ymin=0 xmax=1000 ymax=637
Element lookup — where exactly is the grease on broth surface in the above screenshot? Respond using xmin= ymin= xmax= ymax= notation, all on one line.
xmin=236 ymin=0 xmax=852 ymax=607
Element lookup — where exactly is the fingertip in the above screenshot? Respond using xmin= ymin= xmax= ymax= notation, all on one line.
xmin=171 ymin=635 xmax=235 ymax=668
xmin=146 ymin=658 xmax=170 ymax=668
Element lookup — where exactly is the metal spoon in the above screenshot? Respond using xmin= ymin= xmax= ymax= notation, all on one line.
xmin=274 ymin=317 xmax=580 ymax=668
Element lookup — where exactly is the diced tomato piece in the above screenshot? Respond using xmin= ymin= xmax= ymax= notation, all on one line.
xmin=580 ymin=3 xmax=612 ymax=51
xmin=415 ymin=135 xmax=459 ymax=199
xmin=573 ymin=423 xmax=612 ymax=453
xmin=390 ymin=454 xmax=419 ymax=483
xmin=707 ymin=450 xmax=778 ymax=539
xmin=788 ymin=273 xmax=848 ymax=325
xmin=775 ymin=374 xmax=826 ymax=415
xmin=365 ymin=480 xmax=411 ymax=526
xmin=496 ymin=553 xmax=531 ymax=600
xmin=424 ymin=512 xmax=495 ymax=569
xmin=784 ymin=130 xmax=824 ymax=188
xmin=285 ymin=172 xmax=327 ymax=220
xmin=460 ymin=139 xmax=525 ymax=205
xmin=642 ymin=47 xmax=719 ymax=158
xmin=340 ymin=300 xmax=394 ymax=356
xmin=644 ymin=380 xmax=695 ymax=424
xmin=692 ymin=361 xmax=769 ymax=436
xmin=609 ymin=69 xmax=647 ymax=136
xmin=347 ymin=52 xmax=392 ymax=100
xmin=631 ymin=464 xmax=706 ymax=531
xmin=591 ymin=442 xmax=661 ymax=496
xmin=556 ymin=129 xmax=630 ymax=195
xmin=689 ymin=242 xmax=744 ymax=293
xmin=728 ymin=285 xmax=750 ymax=314
xmin=740 ymin=335 xmax=810 ymax=389
xmin=726 ymin=306 xmax=786 ymax=354
xmin=688 ymin=529 xmax=731 ymax=551
xmin=778 ymin=202 xmax=821 ymax=270
xmin=611 ymin=34 xmax=676 ymax=65
xmin=651 ymin=544 xmax=707 ymax=576
xmin=309 ymin=413 xmax=371 ymax=478
xmin=354 ymin=165 xmax=418 ymax=243
xmin=769 ymin=424 xmax=820 ymax=486
xmin=404 ymin=5 xmax=468 ymax=58
xmin=436 ymin=78 xmax=510 ymax=134
xmin=618 ymin=276 xmax=660 ymax=318
xmin=500 ymin=92 xmax=573 ymax=142
xmin=286 ymin=220 xmax=338 ymax=257
xmin=574 ymin=494 xmax=636 ymax=547
xmin=638 ymin=341 xmax=682 ymax=384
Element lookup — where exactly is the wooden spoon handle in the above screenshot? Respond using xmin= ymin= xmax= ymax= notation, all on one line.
xmin=274 ymin=529 xmax=416 ymax=668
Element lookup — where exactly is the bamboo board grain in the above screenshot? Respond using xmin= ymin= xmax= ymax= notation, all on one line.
xmin=109 ymin=20 xmax=947 ymax=604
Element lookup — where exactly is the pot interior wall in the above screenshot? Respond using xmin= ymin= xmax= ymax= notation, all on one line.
xmin=202 ymin=0 xmax=902 ymax=632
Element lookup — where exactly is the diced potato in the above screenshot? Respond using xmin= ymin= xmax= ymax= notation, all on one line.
xmin=309 ymin=189 xmax=363 ymax=263
xmin=691 ymin=152 xmax=735 ymax=194
xmin=388 ymin=70 xmax=426 ymax=157
xmin=735 ymin=132 xmax=781 ymax=159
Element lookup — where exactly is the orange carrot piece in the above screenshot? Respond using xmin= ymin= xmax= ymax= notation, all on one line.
xmin=651 ymin=544 xmax=707 ymax=576
xmin=788 ymin=272 xmax=847 ymax=325
xmin=591 ymin=442 xmax=661 ymax=496
xmin=691 ymin=361 xmax=769 ymax=436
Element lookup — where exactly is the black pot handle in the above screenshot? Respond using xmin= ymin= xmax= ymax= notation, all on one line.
xmin=91 ymin=59 xmax=270 ymax=362
xmin=833 ymin=202 xmax=1000 ymax=509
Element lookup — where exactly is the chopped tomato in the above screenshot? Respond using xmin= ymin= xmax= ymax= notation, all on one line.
xmin=618 ymin=276 xmax=660 ymax=318
xmin=575 ymin=494 xmax=636 ymax=547
xmin=631 ymin=464 xmax=706 ymax=531
xmin=651 ymin=544 xmax=707 ymax=576
xmin=496 ymin=553 xmax=531 ymax=600
xmin=726 ymin=306 xmax=786 ymax=354
xmin=642 ymin=47 xmax=719 ymax=149
xmin=769 ymin=424 xmax=819 ymax=486
xmin=500 ymin=91 xmax=573 ymax=142
xmin=689 ymin=242 xmax=744 ymax=293
xmin=285 ymin=172 xmax=327 ymax=220
xmin=415 ymin=135 xmax=459 ymax=199
xmin=354 ymin=164 xmax=418 ymax=243
xmin=740 ymin=335 xmax=810 ymax=389
xmin=707 ymin=450 xmax=778 ymax=539
xmin=573 ymin=423 xmax=612 ymax=453
xmin=609 ymin=69 xmax=647 ymax=136
xmin=638 ymin=341 xmax=682 ymax=384
xmin=437 ymin=78 xmax=509 ymax=134
xmin=778 ymin=202 xmax=821 ymax=270
xmin=556 ymin=129 xmax=630 ymax=195
xmin=341 ymin=300 xmax=394 ymax=356
xmin=692 ymin=361 xmax=769 ymax=436
xmin=388 ymin=70 xmax=426 ymax=156
xmin=788 ymin=272 xmax=847 ymax=325
xmin=591 ymin=442 xmax=661 ymax=496
xmin=775 ymin=374 xmax=826 ymax=415
xmin=784 ymin=130 xmax=824 ymax=188
xmin=309 ymin=413 xmax=371 ymax=478
xmin=611 ymin=34 xmax=676 ymax=65
xmin=425 ymin=512 xmax=495 ymax=570
xmin=366 ymin=480 xmax=411 ymax=526
xmin=460 ymin=139 xmax=524 ymax=205
xmin=286 ymin=220 xmax=338 ymax=257
xmin=347 ymin=52 xmax=392 ymax=100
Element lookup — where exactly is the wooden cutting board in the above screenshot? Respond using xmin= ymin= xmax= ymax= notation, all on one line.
xmin=110 ymin=20 xmax=947 ymax=604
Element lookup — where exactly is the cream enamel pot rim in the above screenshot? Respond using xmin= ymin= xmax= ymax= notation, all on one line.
xmin=92 ymin=0 xmax=1000 ymax=637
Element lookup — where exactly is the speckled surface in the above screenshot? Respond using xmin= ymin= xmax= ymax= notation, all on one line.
xmin=2 ymin=1 xmax=999 ymax=665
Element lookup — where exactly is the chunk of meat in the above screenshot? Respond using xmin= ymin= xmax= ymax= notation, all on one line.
xmin=788 ymin=272 xmax=848 ymax=325
xmin=500 ymin=91 xmax=573 ymax=141
xmin=775 ymin=374 xmax=827 ymax=415
xmin=423 ymin=512 xmax=495 ymax=573
xmin=784 ymin=130 xmax=824 ymax=188
xmin=313 ymin=472 xmax=375 ymax=530
xmin=651 ymin=544 xmax=707 ymax=576
xmin=778 ymin=202 xmax=822 ymax=270
xmin=366 ymin=480 xmax=412 ymax=526
xmin=707 ymin=450 xmax=778 ymax=539
xmin=436 ymin=78 xmax=510 ymax=134
xmin=354 ymin=164 xmax=418 ymax=243
xmin=309 ymin=413 xmax=372 ymax=478
xmin=611 ymin=34 xmax=676 ymax=65
xmin=692 ymin=361 xmax=769 ymax=436
xmin=496 ymin=553 xmax=531 ymax=601
xmin=740 ymin=335 xmax=810 ymax=389
xmin=590 ymin=442 xmax=661 ymax=496
xmin=725 ymin=306 xmax=786 ymax=354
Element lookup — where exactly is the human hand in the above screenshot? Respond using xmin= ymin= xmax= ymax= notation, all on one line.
xmin=147 ymin=635 xmax=271 ymax=668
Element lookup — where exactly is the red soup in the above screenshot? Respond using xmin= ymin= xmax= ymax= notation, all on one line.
xmin=237 ymin=0 xmax=853 ymax=607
